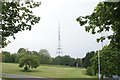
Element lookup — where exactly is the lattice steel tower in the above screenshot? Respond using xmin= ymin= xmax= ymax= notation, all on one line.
xmin=56 ymin=23 xmax=62 ymax=56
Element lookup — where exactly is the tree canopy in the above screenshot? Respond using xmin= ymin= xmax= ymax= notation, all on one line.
xmin=17 ymin=48 xmax=27 ymax=53
xmin=82 ymin=51 xmax=95 ymax=68
xmin=76 ymin=2 xmax=120 ymax=49
xmin=19 ymin=52 xmax=40 ymax=71
xmin=0 ymin=0 xmax=41 ymax=47
xmin=91 ymin=45 xmax=120 ymax=77
xmin=77 ymin=1 xmax=120 ymax=77
xmin=38 ymin=49 xmax=52 ymax=64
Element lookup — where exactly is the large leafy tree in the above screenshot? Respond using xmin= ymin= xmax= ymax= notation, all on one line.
xmin=0 ymin=0 xmax=40 ymax=47
xmin=91 ymin=45 xmax=120 ymax=78
xmin=82 ymin=51 xmax=95 ymax=68
xmin=74 ymin=58 xmax=82 ymax=67
xmin=17 ymin=48 xmax=27 ymax=53
xmin=38 ymin=49 xmax=51 ymax=57
xmin=2 ymin=51 xmax=17 ymax=63
xmin=38 ymin=49 xmax=52 ymax=64
xmin=19 ymin=54 xmax=40 ymax=71
xmin=76 ymin=2 xmax=120 ymax=49
xmin=52 ymin=55 xmax=82 ymax=67
xmin=2 ymin=51 xmax=11 ymax=63
xmin=76 ymin=1 xmax=120 ymax=77
xmin=61 ymin=55 xmax=72 ymax=66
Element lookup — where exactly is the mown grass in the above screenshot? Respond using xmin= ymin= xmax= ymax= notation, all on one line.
xmin=2 ymin=63 xmax=95 ymax=78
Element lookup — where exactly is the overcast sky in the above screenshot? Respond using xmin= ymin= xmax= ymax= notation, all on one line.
xmin=3 ymin=0 xmax=109 ymax=58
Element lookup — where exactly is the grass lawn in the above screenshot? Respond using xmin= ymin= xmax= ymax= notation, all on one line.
xmin=2 ymin=63 xmax=95 ymax=78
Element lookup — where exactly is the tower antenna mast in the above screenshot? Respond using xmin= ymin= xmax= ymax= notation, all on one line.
xmin=56 ymin=22 xmax=62 ymax=56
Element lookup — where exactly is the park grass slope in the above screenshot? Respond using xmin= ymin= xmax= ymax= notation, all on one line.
xmin=2 ymin=63 xmax=94 ymax=78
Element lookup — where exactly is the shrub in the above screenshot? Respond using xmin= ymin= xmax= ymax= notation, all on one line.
xmin=86 ymin=67 xmax=94 ymax=76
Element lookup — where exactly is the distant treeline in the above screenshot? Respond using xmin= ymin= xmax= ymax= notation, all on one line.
xmin=1 ymin=48 xmax=95 ymax=68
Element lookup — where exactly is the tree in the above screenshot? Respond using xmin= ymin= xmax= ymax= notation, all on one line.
xmin=86 ymin=67 xmax=95 ymax=76
xmin=1 ymin=0 xmax=41 ymax=47
xmin=82 ymin=51 xmax=95 ymax=68
xmin=16 ymin=48 xmax=27 ymax=63
xmin=19 ymin=54 xmax=40 ymax=71
xmin=91 ymin=45 xmax=120 ymax=78
xmin=10 ymin=53 xmax=17 ymax=63
xmin=38 ymin=49 xmax=51 ymax=57
xmin=53 ymin=56 xmax=61 ymax=65
xmin=60 ymin=55 xmax=72 ymax=66
xmin=52 ymin=55 xmax=80 ymax=67
xmin=76 ymin=2 xmax=120 ymax=49
xmin=38 ymin=49 xmax=51 ymax=64
xmin=39 ymin=54 xmax=51 ymax=64
xmin=2 ymin=51 xmax=11 ymax=63
xmin=76 ymin=1 xmax=120 ymax=77
xmin=75 ymin=58 xmax=82 ymax=67
xmin=17 ymin=48 xmax=27 ymax=53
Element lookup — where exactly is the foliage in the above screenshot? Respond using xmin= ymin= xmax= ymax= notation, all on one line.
xmin=76 ymin=1 xmax=120 ymax=77
xmin=75 ymin=58 xmax=83 ymax=67
xmin=38 ymin=49 xmax=52 ymax=64
xmin=76 ymin=2 xmax=120 ymax=49
xmin=39 ymin=54 xmax=52 ymax=64
xmin=2 ymin=51 xmax=17 ymax=63
xmin=10 ymin=54 xmax=17 ymax=63
xmin=2 ymin=48 xmax=83 ymax=67
xmin=82 ymin=51 xmax=95 ymax=68
xmin=53 ymin=56 xmax=61 ymax=65
xmin=38 ymin=49 xmax=51 ymax=57
xmin=17 ymin=48 xmax=27 ymax=53
xmin=2 ymin=51 xmax=11 ymax=63
xmin=86 ymin=67 xmax=94 ymax=76
xmin=1 ymin=0 xmax=41 ymax=47
xmin=91 ymin=45 xmax=120 ymax=78
xmin=53 ymin=55 xmax=82 ymax=67
xmin=19 ymin=54 xmax=40 ymax=71
xmin=60 ymin=55 xmax=72 ymax=66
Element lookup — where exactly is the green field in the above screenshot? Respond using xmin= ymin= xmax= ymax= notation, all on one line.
xmin=2 ymin=63 xmax=94 ymax=78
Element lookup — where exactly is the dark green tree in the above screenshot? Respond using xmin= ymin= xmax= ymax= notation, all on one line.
xmin=19 ymin=54 xmax=40 ymax=71
xmin=82 ymin=51 xmax=95 ymax=68
xmin=53 ymin=56 xmax=61 ymax=65
xmin=76 ymin=2 xmax=120 ymax=49
xmin=91 ymin=45 xmax=120 ymax=78
xmin=17 ymin=48 xmax=27 ymax=53
xmin=2 ymin=51 xmax=11 ymax=63
xmin=38 ymin=49 xmax=51 ymax=64
xmin=10 ymin=53 xmax=17 ymax=63
xmin=53 ymin=55 xmax=81 ymax=67
xmin=38 ymin=49 xmax=51 ymax=57
xmin=61 ymin=55 xmax=72 ymax=66
xmin=2 ymin=51 xmax=18 ymax=63
xmin=75 ymin=58 xmax=82 ymax=67
xmin=1 ymin=0 xmax=40 ymax=47
xmin=16 ymin=48 xmax=27 ymax=63
xmin=77 ymin=1 xmax=120 ymax=77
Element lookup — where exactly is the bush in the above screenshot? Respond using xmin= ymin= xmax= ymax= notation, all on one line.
xmin=86 ymin=67 xmax=94 ymax=76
